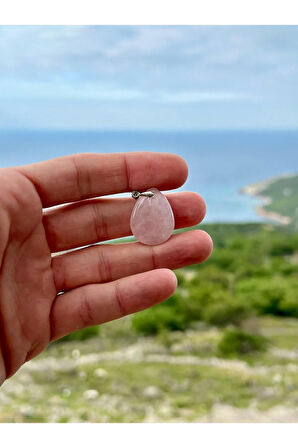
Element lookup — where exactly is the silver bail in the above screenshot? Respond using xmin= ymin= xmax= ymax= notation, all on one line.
xmin=132 ymin=190 xmax=154 ymax=200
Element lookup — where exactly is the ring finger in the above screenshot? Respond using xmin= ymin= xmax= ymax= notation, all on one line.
xmin=52 ymin=230 xmax=213 ymax=292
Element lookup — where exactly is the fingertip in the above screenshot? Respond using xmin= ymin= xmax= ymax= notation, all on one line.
xmin=140 ymin=268 xmax=177 ymax=307
xmin=171 ymin=153 xmax=188 ymax=187
xmin=187 ymin=192 xmax=207 ymax=224
xmin=154 ymin=152 xmax=188 ymax=189
xmin=116 ymin=268 xmax=177 ymax=315
xmin=173 ymin=230 xmax=213 ymax=265
xmin=198 ymin=230 xmax=213 ymax=261
xmin=127 ymin=152 xmax=189 ymax=192
xmin=155 ymin=268 xmax=178 ymax=296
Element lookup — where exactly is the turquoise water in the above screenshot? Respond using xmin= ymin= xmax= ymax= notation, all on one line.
xmin=0 ymin=130 xmax=297 ymax=223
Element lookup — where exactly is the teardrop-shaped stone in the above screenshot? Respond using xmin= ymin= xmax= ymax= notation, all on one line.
xmin=130 ymin=187 xmax=175 ymax=245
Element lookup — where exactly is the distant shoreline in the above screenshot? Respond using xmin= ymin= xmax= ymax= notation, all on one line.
xmin=241 ymin=175 xmax=293 ymax=226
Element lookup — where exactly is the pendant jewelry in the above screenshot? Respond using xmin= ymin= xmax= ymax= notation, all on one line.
xmin=130 ymin=187 xmax=175 ymax=245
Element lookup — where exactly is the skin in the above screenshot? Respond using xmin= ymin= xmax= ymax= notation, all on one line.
xmin=0 ymin=152 xmax=212 ymax=385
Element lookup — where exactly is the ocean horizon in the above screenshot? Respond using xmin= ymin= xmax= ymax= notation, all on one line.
xmin=0 ymin=129 xmax=297 ymax=223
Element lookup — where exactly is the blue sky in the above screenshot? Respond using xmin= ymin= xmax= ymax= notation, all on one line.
xmin=0 ymin=25 xmax=297 ymax=130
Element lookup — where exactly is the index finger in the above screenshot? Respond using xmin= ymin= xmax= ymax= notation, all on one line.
xmin=15 ymin=152 xmax=188 ymax=208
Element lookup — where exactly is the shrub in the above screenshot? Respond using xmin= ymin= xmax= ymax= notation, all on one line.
xmin=208 ymin=249 xmax=235 ymax=270
xmin=132 ymin=225 xmax=298 ymax=336
xmin=57 ymin=326 xmax=100 ymax=343
xmin=279 ymin=290 xmax=298 ymax=318
xmin=236 ymin=277 xmax=298 ymax=317
xmin=217 ymin=328 xmax=267 ymax=357
xmin=132 ymin=306 xmax=186 ymax=335
xmin=203 ymin=297 xmax=251 ymax=327
xmin=189 ymin=265 xmax=232 ymax=289
xmin=269 ymin=234 xmax=298 ymax=256
xmin=175 ymin=287 xmax=207 ymax=322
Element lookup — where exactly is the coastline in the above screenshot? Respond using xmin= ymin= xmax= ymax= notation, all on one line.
xmin=241 ymin=175 xmax=293 ymax=226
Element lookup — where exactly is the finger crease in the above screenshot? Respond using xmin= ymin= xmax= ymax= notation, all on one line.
xmin=79 ymin=289 xmax=94 ymax=327
xmin=71 ymin=156 xmax=84 ymax=201
xmin=151 ymin=246 xmax=158 ymax=270
xmin=123 ymin=153 xmax=132 ymax=191
xmin=96 ymin=249 xmax=112 ymax=283
xmin=91 ymin=203 xmax=108 ymax=242
xmin=51 ymin=256 xmax=66 ymax=292
xmin=114 ymin=282 xmax=126 ymax=317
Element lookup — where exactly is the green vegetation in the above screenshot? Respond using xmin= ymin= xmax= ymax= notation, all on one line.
xmin=1 ymin=221 xmax=298 ymax=422
xmin=132 ymin=223 xmax=298 ymax=341
xmin=243 ymin=174 xmax=298 ymax=230
xmin=261 ymin=175 xmax=298 ymax=226
xmin=217 ymin=329 xmax=267 ymax=357
xmin=2 ymin=313 xmax=298 ymax=422
xmin=58 ymin=326 xmax=101 ymax=343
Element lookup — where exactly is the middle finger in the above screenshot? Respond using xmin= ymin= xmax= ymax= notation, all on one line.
xmin=44 ymin=192 xmax=206 ymax=252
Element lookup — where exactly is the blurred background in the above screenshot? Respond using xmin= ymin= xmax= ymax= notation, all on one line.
xmin=0 ymin=25 xmax=298 ymax=422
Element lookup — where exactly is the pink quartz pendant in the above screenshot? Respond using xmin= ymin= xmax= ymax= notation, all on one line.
xmin=130 ymin=187 xmax=175 ymax=245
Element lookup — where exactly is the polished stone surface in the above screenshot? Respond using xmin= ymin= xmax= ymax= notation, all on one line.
xmin=130 ymin=187 xmax=175 ymax=245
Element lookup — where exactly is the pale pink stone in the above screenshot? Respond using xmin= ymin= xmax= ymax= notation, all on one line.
xmin=130 ymin=187 xmax=175 ymax=245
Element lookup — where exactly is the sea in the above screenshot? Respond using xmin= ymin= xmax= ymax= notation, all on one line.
xmin=0 ymin=130 xmax=297 ymax=223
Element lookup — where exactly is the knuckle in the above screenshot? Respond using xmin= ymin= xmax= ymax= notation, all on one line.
xmin=96 ymin=249 xmax=112 ymax=282
xmin=114 ymin=282 xmax=126 ymax=317
xmin=91 ymin=202 xmax=109 ymax=241
xmin=78 ymin=291 xmax=95 ymax=328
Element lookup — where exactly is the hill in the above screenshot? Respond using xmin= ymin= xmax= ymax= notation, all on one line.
xmin=242 ymin=174 xmax=298 ymax=230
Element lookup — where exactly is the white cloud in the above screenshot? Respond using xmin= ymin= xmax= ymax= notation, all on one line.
xmin=0 ymin=26 xmax=297 ymax=130
xmin=0 ymin=76 xmax=249 ymax=105
xmin=159 ymin=90 xmax=248 ymax=103
xmin=0 ymin=77 xmax=147 ymax=101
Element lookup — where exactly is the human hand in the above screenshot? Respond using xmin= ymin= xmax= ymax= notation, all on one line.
xmin=0 ymin=152 xmax=212 ymax=384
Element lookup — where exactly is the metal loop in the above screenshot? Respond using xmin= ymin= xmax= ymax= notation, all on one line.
xmin=131 ymin=190 xmax=154 ymax=200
